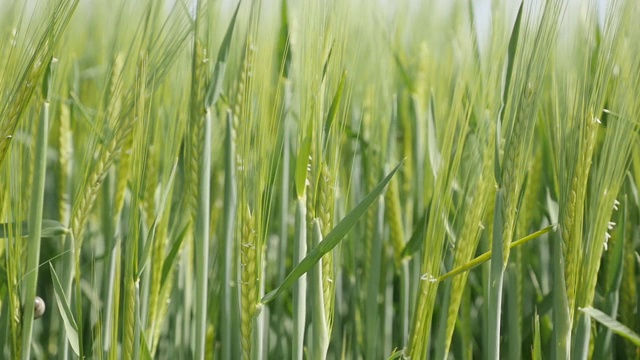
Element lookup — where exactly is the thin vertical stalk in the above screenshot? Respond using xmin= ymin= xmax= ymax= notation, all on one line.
xmin=506 ymin=261 xmax=522 ymax=360
xmin=74 ymin=249 xmax=84 ymax=358
xmin=309 ymin=218 xmax=328 ymax=360
xmin=399 ymin=261 xmax=410 ymax=349
xmin=434 ymin=279 xmax=452 ymax=360
xmin=553 ymin=230 xmax=571 ymax=360
xmin=383 ymin=258 xmax=394 ymax=357
xmin=21 ymin=93 xmax=50 ymax=360
xmin=365 ymin=196 xmax=384 ymax=359
xmin=292 ymin=197 xmax=307 ymax=360
xmin=276 ymin=94 xmax=290 ymax=356
xmin=488 ymin=189 xmax=504 ymax=360
xmin=194 ymin=105 xmax=212 ymax=359
xmin=251 ymin=305 xmax=265 ymax=360
xmin=108 ymin=238 xmax=122 ymax=360
xmin=410 ymin=95 xmax=426 ymax=322
xmin=140 ymin=242 xmax=152 ymax=329
xmin=133 ymin=282 xmax=141 ymax=360
xmin=101 ymin=174 xmax=116 ymax=355
xmin=221 ymin=110 xmax=238 ymax=360
xmin=59 ymin=233 xmax=75 ymax=359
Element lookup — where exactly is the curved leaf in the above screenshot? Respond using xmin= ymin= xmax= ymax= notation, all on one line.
xmin=581 ymin=307 xmax=640 ymax=347
xmin=49 ymin=263 xmax=80 ymax=356
xmin=205 ymin=0 xmax=242 ymax=108
xmin=262 ymin=161 xmax=403 ymax=304
xmin=0 ymin=219 xmax=68 ymax=239
xmin=294 ymin=135 xmax=312 ymax=199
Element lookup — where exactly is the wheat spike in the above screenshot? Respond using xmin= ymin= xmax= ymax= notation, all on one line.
xmin=564 ymin=116 xmax=598 ymax=321
xmin=57 ymin=102 xmax=73 ymax=224
xmin=384 ymin=175 xmax=405 ymax=267
xmin=240 ymin=205 xmax=257 ymax=360
xmin=318 ymin=163 xmax=335 ymax=330
xmin=123 ymin=277 xmax=136 ymax=359
xmin=186 ymin=39 xmax=207 ymax=223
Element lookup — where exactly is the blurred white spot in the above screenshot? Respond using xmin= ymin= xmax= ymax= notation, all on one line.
xmin=420 ymin=273 xmax=437 ymax=283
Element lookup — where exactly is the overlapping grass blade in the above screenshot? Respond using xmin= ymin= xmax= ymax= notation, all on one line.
xmin=49 ymin=264 xmax=80 ymax=356
xmin=580 ymin=307 xmax=640 ymax=347
xmin=262 ymin=161 xmax=402 ymax=304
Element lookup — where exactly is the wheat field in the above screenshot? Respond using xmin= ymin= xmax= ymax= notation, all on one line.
xmin=1 ymin=0 xmax=640 ymax=359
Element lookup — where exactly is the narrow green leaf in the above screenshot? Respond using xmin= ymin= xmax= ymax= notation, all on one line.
xmin=401 ymin=205 xmax=429 ymax=259
xmin=0 ymin=299 xmax=9 ymax=355
xmin=205 ymin=0 xmax=242 ymax=108
xmin=0 ymin=219 xmax=68 ymax=238
xmin=41 ymin=220 xmax=69 ymax=237
xmin=495 ymin=0 xmax=522 ymax=186
xmin=137 ymin=159 xmax=179 ymax=278
xmin=49 ymin=263 xmax=80 ymax=356
xmin=140 ymin=333 xmax=152 ymax=360
xmin=294 ymin=135 xmax=312 ymax=199
xmin=387 ymin=349 xmax=404 ymax=360
xmin=437 ymin=224 xmax=554 ymax=282
xmin=494 ymin=115 xmax=502 ymax=186
xmin=467 ymin=0 xmax=482 ymax=68
xmin=427 ymin=92 xmax=441 ymax=178
xmin=277 ymin=0 xmax=292 ymax=78
xmin=41 ymin=57 xmax=53 ymax=101
xmin=324 ymin=70 xmax=347 ymax=148
xmin=160 ymin=223 xmax=189 ymax=286
xmin=0 ymin=263 xmax=6 ymax=289
xmin=392 ymin=52 xmax=414 ymax=93
xmin=503 ymin=0 xmax=524 ymax=108
xmin=262 ymin=161 xmax=404 ymax=304
xmin=532 ymin=312 xmax=542 ymax=360
xmin=321 ymin=42 xmax=334 ymax=83
xmin=581 ymin=307 xmax=640 ymax=347
xmin=546 ymin=190 xmax=559 ymax=225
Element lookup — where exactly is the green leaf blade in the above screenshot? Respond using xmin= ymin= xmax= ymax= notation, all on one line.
xmin=49 ymin=263 xmax=80 ymax=356
xmin=262 ymin=161 xmax=403 ymax=304
xmin=581 ymin=307 xmax=640 ymax=347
